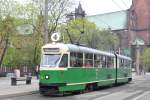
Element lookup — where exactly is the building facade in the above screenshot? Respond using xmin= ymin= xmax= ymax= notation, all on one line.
xmin=129 ymin=0 xmax=150 ymax=45
xmin=87 ymin=0 xmax=150 ymax=56
xmin=87 ymin=10 xmax=130 ymax=55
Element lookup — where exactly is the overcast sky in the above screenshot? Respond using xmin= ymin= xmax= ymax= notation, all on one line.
xmin=15 ymin=0 xmax=132 ymax=16
xmin=75 ymin=0 xmax=132 ymax=15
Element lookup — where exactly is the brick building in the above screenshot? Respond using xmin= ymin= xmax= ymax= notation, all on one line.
xmin=128 ymin=0 xmax=150 ymax=63
xmin=87 ymin=0 xmax=150 ymax=56
xmin=129 ymin=0 xmax=150 ymax=45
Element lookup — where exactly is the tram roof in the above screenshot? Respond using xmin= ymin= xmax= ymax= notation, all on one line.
xmin=116 ymin=54 xmax=132 ymax=61
xmin=43 ymin=43 xmax=132 ymax=60
xmin=43 ymin=43 xmax=115 ymax=57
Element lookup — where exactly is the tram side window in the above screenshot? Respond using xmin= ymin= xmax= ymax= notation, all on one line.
xmin=120 ymin=59 xmax=125 ymax=67
xmin=59 ymin=54 xmax=68 ymax=67
xmin=94 ymin=54 xmax=101 ymax=67
xmin=70 ymin=52 xmax=83 ymax=67
xmin=101 ymin=56 xmax=107 ymax=68
xmin=85 ymin=53 xmax=93 ymax=67
xmin=124 ymin=60 xmax=131 ymax=68
xmin=77 ymin=53 xmax=83 ymax=67
xmin=129 ymin=61 xmax=132 ymax=68
xmin=107 ymin=57 xmax=114 ymax=68
xmin=105 ymin=56 xmax=109 ymax=67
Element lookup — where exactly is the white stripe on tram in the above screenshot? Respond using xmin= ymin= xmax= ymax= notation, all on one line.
xmin=67 ymin=79 xmax=115 ymax=86
xmin=40 ymin=67 xmax=67 ymax=70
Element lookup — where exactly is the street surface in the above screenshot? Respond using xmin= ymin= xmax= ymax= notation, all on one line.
xmin=3 ymin=75 xmax=150 ymax=100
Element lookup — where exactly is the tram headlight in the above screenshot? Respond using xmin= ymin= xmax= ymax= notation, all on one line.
xmin=45 ymin=75 xmax=49 ymax=80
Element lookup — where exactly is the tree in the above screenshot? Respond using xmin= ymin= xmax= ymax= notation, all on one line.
xmin=12 ymin=0 xmax=73 ymax=62
xmin=0 ymin=0 xmax=18 ymax=17
xmin=0 ymin=0 xmax=45 ymax=67
xmin=32 ymin=15 xmax=44 ymax=65
xmin=14 ymin=0 xmax=73 ymax=42
xmin=141 ymin=48 xmax=150 ymax=67
xmin=44 ymin=0 xmax=73 ymax=42
xmin=59 ymin=18 xmax=119 ymax=51
xmin=0 ymin=16 xmax=16 ymax=66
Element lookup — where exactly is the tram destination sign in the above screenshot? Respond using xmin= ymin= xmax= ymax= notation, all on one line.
xmin=43 ymin=48 xmax=59 ymax=52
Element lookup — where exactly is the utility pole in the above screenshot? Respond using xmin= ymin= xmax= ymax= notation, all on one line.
xmin=136 ymin=42 xmax=140 ymax=75
xmin=44 ymin=0 xmax=49 ymax=44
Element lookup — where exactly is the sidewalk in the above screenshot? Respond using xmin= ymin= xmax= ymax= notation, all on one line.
xmin=132 ymin=72 xmax=150 ymax=82
xmin=0 ymin=77 xmax=39 ymax=99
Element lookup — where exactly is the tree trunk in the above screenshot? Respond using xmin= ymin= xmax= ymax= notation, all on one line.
xmin=0 ymin=38 xmax=9 ymax=67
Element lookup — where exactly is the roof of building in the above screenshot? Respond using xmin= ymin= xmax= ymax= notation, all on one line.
xmin=86 ymin=10 xmax=128 ymax=31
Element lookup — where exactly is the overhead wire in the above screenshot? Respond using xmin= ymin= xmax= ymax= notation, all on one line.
xmin=121 ymin=0 xmax=129 ymax=9
xmin=88 ymin=0 xmax=131 ymax=30
xmin=91 ymin=0 xmax=127 ymax=30
xmin=112 ymin=0 xmax=125 ymax=10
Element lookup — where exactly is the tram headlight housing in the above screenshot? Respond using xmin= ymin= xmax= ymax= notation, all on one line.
xmin=45 ymin=75 xmax=49 ymax=80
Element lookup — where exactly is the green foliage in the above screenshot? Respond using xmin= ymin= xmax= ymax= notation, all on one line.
xmin=1 ymin=1 xmax=44 ymax=67
xmin=59 ymin=18 xmax=119 ymax=51
xmin=141 ymin=48 xmax=150 ymax=67
xmin=0 ymin=16 xmax=16 ymax=66
xmin=32 ymin=15 xmax=44 ymax=65
xmin=3 ymin=34 xmax=34 ymax=67
xmin=2 ymin=48 xmax=15 ymax=67
xmin=1 ymin=0 xmax=119 ymax=68
xmin=0 ymin=0 xmax=18 ymax=17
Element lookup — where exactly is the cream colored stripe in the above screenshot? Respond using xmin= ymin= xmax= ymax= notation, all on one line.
xmin=67 ymin=79 xmax=115 ymax=86
xmin=40 ymin=67 xmax=67 ymax=70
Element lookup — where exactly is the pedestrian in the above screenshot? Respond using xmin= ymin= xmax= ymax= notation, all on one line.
xmin=14 ymin=67 xmax=20 ymax=78
xmin=35 ymin=65 xmax=39 ymax=79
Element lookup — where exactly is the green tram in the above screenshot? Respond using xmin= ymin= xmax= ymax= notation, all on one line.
xmin=39 ymin=43 xmax=132 ymax=95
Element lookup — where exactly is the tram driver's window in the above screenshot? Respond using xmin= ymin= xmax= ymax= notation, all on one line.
xmin=59 ymin=54 xmax=68 ymax=67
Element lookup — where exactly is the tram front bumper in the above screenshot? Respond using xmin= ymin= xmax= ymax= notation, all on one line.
xmin=39 ymin=83 xmax=66 ymax=94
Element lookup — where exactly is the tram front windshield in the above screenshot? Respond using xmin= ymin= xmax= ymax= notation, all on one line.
xmin=40 ymin=54 xmax=61 ymax=67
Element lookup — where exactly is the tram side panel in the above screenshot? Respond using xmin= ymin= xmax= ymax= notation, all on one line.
xmin=39 ymin=66 xmax=131 ymax=94
xmin=117 ymin=68 xmax=131 ymax=83
xmin=58 ymin=67 xmax=116 ymax=92
xmin=116 ymin=56 xmax=132 ymax=84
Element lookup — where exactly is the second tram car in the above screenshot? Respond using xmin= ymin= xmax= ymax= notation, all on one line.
xmin=39 ymin=43 xmax=132 ymax=95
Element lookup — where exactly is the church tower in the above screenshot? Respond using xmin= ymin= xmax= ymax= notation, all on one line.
xmin=75 ymin=2 xmax=85 ymax=19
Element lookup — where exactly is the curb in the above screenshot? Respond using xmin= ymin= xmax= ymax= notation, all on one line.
xmin=0 ymin=91 xmax=39 ymax=99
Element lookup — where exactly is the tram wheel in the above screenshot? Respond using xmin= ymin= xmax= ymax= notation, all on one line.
xmin=72 ymin=90 xmax=82 ymax=95
xmin=84 ymin=84 xmax=94 ymax=92
xmin=128 ymin=78 xmax=132 ymax=82
xmin=58 ymin=92 xmax=64 ymax=96
xmin=88 ymin=84 xmax=94 ymax=91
